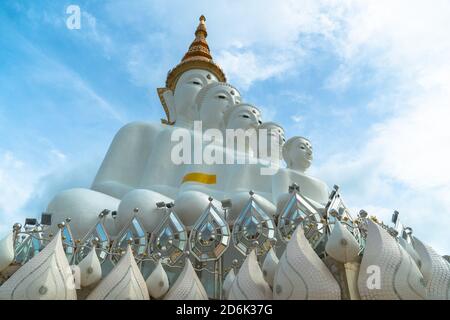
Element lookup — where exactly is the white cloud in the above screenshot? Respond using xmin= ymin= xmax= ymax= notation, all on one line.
xmin=125 ymin=33 xmax=173 ymax=87
xmin=0 ymin=151 xmax=41 ymax=238
xmin=311 ymin=0 xmax=450 ymax=254
xmin=101 ymin=0 xmax=339 ymax=90
xmin=216 ymin=49 xmax=296 ymax=90
xmin=0 ymin=151 xmax=36 ymax=214
xmin=321 ymin=0 xmax=450 ymax=190
xmin=291 ymin=115 xmax=303 ymax=123
xmin=324 ymin=63 xmax=353 ymax=91
xmin=3 ymin=0 xmax=449 ymax=254
xmin=0 ymin=150 xmax=98 ymax=239
xmin=258 ymin=104 xmax=277 ymax=122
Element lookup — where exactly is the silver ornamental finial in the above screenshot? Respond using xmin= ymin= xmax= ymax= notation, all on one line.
xmin=329 ymin=209 xmax=339 ymax=218
xmin=359 ymin=210 xmax=368 ymax=218
xmin=154 ymin=252 xmax=162 ymax=260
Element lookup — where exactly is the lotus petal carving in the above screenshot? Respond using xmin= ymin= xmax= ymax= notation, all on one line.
xmin=164 ymin=258 xmax=208 ymax=300
xmin=0 ymin=230 xmax=76 ymax=300
xmin=273 ymin=226 xmax=341 ymax=300
xmin=86 ymin=245 xmax=149 ymax=300
xmin=228 ymin=250 xmax=272 ymax=300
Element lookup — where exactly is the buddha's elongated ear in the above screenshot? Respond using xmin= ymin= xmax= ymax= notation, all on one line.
xmin=193 ymin=102 xmax=201 ymax=120
xmin=157 ymin=88 xmax=176 ymax=125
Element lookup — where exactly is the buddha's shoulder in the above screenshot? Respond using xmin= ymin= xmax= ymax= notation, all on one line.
xmin=118 ymin=121 xmax=163 ymax=133
xmin=114 ymin=122 xmax=197 ymax=147
xmin=113 ymin=121 xmax=175 ymax=139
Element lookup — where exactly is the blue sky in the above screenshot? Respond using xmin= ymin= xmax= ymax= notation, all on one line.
xmin=1 ymin=0 xmax=449 ymax=254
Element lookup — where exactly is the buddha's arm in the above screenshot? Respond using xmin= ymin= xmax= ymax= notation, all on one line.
xmin=91 ymin=121 xmax=160 ymax=198
xmin=91 ymin=181 xmax=134 ymax=200
xmin=138 ymin=127 xmax=186 ymax=193
xmin=272 ymin=169 xmax=330 ymax=206
xmin=271 ymin=170 xmax=290 ymax=205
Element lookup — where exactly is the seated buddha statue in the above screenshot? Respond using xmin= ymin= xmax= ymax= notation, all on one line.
xmin=224 ymin=121 xmax=286 ymax=222
xmin=272 ymin=136 xmax=329 ymax=210
xmin=45 ymin=16 xmax=227 ymax=239
xmin=258 ymin=122 xmax=286 ymax=163
xmin=168 ymin=82 xmax=242 ymax=226
xmin=222 ymin=103 xmax=262 ymax=158
xmin=94 ymin=16 xmax=225 ymax=200
xmin=137 ymin=81 xmax=240 ymax=203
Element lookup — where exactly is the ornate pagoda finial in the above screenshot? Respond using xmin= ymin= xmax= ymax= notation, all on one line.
xmin=164 ymin=15 xmax=226 ymax=91
xmin=182 ymin=15 xmax=211 ymax=61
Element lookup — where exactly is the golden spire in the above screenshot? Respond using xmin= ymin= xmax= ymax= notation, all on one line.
xmin=182 ymin=15 xmax=211 ymax=60
xmin=164 ymin=15 xmax=226 ymax=91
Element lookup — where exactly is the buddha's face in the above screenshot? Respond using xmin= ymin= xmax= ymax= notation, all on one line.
xmin=173 ymin=69 xmax=218 ymax=122
xmin=198 ymin=83 xmax=241 ymax=129
xmin=288 ymin=137 xmax=313 ymax=171
xmin=258 ymin=122 xmax=285 ymax=161
xmin=263 ymin=123 xmax=285 ymax=147
xmin=226 ymin=104 xmax=262 ymax=131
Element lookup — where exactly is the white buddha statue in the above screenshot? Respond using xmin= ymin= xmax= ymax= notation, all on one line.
xmin=45 ymin=16 xmax=226 ymax=240
xmin=176 ymin=101 xmax=269 ymax=225
xmin=283 ymin=136 xmax=313 ymax=173
xmin=272 ymin=136 xmax=329 ymax=208
xmin=258 ymin=122 xmax=286 ymax=166
xmin=224 ymin=121 xmax=285 ymax=222
xmin=223 ymin=103 xmax=262 ymax=131
xmin=157 ymin=15 xmax=226 ymax=128
xmin=135 ymin=82 xmax=239 ymax=202
xmin=196 ymin=82 xmax=241 ymax=130
xmin=178 ymin=100 xmax=258 ymax=198
xmin=94 ymin=16 xmax=225 ymax=199
xmin=173 ymin=83 xmax=242 ymax=225
xmin=226 ymin=121 xmax=285 ymax=195
xmin=223 ymin=103 xmax=261 ymax=157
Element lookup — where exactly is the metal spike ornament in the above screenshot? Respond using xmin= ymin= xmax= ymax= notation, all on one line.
xmin=60 ymin=220 xmax=76 ymax=263
xmin=325 ymin=185 xmax=364 ymax=251
xmin=149 ymin=204 xmax=188 ymax=265
xmin=232 ymin=191 xmax=276 ymax=256
xmin=111 ymin=208 xmax=147 ymax=264
xmin=189 ymin=197 xmax=230 ymax=261
xmin=277 ymin=184 xmax=324 ymax=247
xmin=74 ymin=212 xmax=110 ymax=264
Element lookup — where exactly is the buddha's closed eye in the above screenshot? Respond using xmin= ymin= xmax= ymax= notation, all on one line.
xmin=191 ymin=80 xmax=202 ymax=86
xmin=217 ymin=94 xmax=227 ymax=99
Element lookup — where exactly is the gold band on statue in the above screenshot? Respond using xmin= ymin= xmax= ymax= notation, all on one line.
xmin=182 ymin=172 xmax=217 ymax=185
